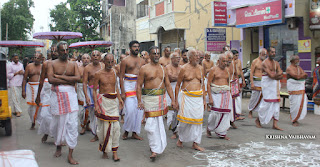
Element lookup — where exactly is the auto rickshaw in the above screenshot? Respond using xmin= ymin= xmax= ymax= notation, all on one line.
xmin=0 ymin=60 xmax=12 ymax=136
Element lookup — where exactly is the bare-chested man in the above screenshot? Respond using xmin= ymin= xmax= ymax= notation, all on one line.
xmin=159 ymin=46 xmax=171 ymax=66
xmin=165 ymin=52 xmax=181 ymax=139
xmin=35 ymin=45 xmax=58 ymax=142
xmin=137 ymin=46 xmax=176 ymax=161
xmin=226 ymin=51 xmax=239 ymax=128
xmin=115 ymin=53 xmax=127 ymax=123
xmin=207 ymin=54 xmax=232 ymax=140
xmin=175 ymin=49 xmax=205 ymax=151
xmin=255 ymin=46 xmax=283 ymax=131
xmin=286 ymin=55 xmax=308 ymax=126
xmin=174 ymin=48 xmax=181 ymax=55
xmin=93 ymin=53 xmax=123 ymax=161
xmin=179 ymin=49 xmax=189 ymax=66
xmin=47 ymin=41 xmax=80 ymax=165
xmin=120 ymin=40 xmax=145 ymax=140
xmin=141 ymin=51 xmax=150 ymax=64
xmin=125 ymin=50 xmax=130 ymax=56
xmin=83 ymin=50 xmax=105 ymax=142
xmin=78 ymin=54 xmax=91 ymax=135
xmin=248 ymin=48 xmax=267 ymax=118
xmin=22 ymin=52 xmax=43 ymax=130
xmin=198 ymin=51 xmax=204 ymax=66
xmin=202 ymin=52 xmax=214 ymax=106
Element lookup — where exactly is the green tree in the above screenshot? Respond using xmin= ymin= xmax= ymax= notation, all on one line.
xmin=49 ymin=2 xmax=75 ymax=32
xmin=1 ymin=0 xmax=35 ymax=40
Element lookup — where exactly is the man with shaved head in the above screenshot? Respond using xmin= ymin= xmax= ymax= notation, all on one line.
xmin=83 ymin=50 xmax=105 ymax=141
xmin=207 ymin=54 xmax=232 ymax=140
xmin=22 ymin=52 xmax=43 ymax=130
xmin=159 ymin=46 xmax=171 ymax=66
xmin=248 ymin=48 xmax=267 ymax=118
xmin=255 ymin=46 xmax=283 ymax=131
xmin=93 ymin=53 xmax=123 ymax=161
xmin=175 ymin=49 xmax=205 ymax=151
xmin=198 ymin=51 xmax=205 ymax=66
xmin=35 ymin=45 xmax=58 ymax=142
xmin=286 ymin=55 xmax=308 ymax=126
xmin=165 ymin=52 xmax=181 ymax=139
xmin=141 ymin=51 xmax=150 ymax=64
xmin=78 ymin=53 xmax=91 ymax=135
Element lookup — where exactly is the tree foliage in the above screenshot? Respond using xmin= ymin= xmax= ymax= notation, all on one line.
xmin=49 ymin=2 xmax=74 ymax=32
xmin=1 ymin=0 xmax=35 ymax=40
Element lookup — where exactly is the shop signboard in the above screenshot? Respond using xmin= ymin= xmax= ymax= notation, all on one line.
xmin=211 ymin=1 xmax=227 ymax=27
xmin=310 ymin=0 xmax=320 ymax=29
xmin=298 ymin=39 xmax=311 ymax=53
xmin=235 ymin=0 xmax=284 ymax=28
xmin=206 ymin=28 xmax=226 ymax=52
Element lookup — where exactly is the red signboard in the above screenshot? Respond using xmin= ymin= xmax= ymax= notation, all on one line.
xmin=212 ymin=2 xmax=227 ymax=27
xmin=236 ymin=0 xmax=284 ymax=28
xmin=206 ymin=41 xmax=226 ymax=52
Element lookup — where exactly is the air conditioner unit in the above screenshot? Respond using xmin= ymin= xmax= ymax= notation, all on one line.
xmin=287 ymin=18 xmax=298 ymax=30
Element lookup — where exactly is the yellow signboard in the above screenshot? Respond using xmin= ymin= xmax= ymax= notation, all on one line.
xmin=298 ymin=39 xmax=311 ymax=53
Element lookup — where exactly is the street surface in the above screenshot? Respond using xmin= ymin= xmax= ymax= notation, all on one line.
xmin=1 ymin=94 xmax=320 ymax=167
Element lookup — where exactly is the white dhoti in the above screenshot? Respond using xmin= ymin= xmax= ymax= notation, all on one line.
xmin=26 ymin=82 xmax=40 ymax=124
xmin=287 ymin=79 xmax=307 ymax=122
xmin=9 ymin=86 xmax=22 ymax=113
xmin=87 ymin=86 xmax=98 ymax=135
xmin=50 ymin=85 xmax=79 ymax=148
xmin=77 ymin=83 xmax=89 ymax=129
xmin=122 ymin=74 xmax=144 ymax=134
xmin=38 ymin=79 xmax=52 ymax=136
xmin=143 ymin=90 xmax=168 ymax=154
xmin=230 ymin=79 xmax=241 ymax=121
xmin=207 ymin=84 xmax=232 ymax=138
xmin=166 ymin=82 xmax=177 ymax=129
xmin=96 ymin=93 xmax=120 ymax=153
xmin=177 ymin=90 xmax=204 ymax=144
xmin=258 ymin=76 xmax=280 ymax=124
xmin=248 ymin=78 xmax=262 ymax=112
xmin=117 ymin=77 xmax=126 ymax=116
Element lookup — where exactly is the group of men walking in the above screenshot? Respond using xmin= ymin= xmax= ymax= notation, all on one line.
xmin=6 ymin=40 xmax=309 ymax=165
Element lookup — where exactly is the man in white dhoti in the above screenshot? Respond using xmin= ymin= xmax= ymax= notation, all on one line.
xmin=137 ymin=46 xmax=176 ymax=161
xmin=248 ymin=48 xmax=267 ymax=118
xmin=93 ymin=54 xmax=123 ymax=161
xmin=83 ymin=51 xmax=104 ymax=142
xmin=202 ymin=52 xmax=214 ymax=110
xmin=286 ymin=55 xmax=308 ymax=126
xmin=22 ymin=53 xmax=43 ymax=130
xmin=77 ymin=54 xmax=90 ymax=135
xmin=47 ymin=41 xmax=80 ymax=165
xmin=232 ymin=49 xmax=245 ymax=121
xmin=255 ymin=47 xmax=283 ymax=131
xmin=120 ymin=40 xmax=146 ymax=140
xmin=35 ymin=45 xmax=58 ymax=143
xmin=207 ymin=54 xmax=232 ymax=140
xmin=7 ymin=54 xmax=24 ymax=117
xmin=175 ymin=49 xmax=205 ymax=151
xmin=115 ymin=54 xmax=127 ymax=123
xmin=165 ymin=52 xmax=181 ymax=139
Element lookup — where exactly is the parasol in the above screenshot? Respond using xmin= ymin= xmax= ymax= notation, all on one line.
xmin=0 ymin=40 xmax=45 ymax=56
xmin=33 ymin=31 xmax=83 ymax=41
xmin=69 ymin=41 xmax=113 ymax=51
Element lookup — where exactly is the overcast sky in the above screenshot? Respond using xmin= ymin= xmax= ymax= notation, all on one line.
xmin=2 ymin=0 xmax=67 ymax=36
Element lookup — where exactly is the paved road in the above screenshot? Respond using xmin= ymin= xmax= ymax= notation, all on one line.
xmin=1 ymin=95 xmax=320 ymax=167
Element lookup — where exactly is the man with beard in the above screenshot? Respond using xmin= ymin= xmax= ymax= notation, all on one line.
xmin=83 ymin=50 xmax=105 ymax=142
xmin=179 ymin=49 xmax=189 ymax=66
xmin=166 ymin=52 xmax=181 ymax=139
xmin=175 ymin=49 xmax=205 ymax=151
xmin=78 ymin=54 xmax=91 ymax=135
xmin=286 ymin=55 xmax=308 ymax=126
xmin=137 ymin=46 xmax=175 ymax=161
xmin=47 ymin=41 xmax=80 ymax=165
xmin=255 ymin=46 xmax=283 ymax=131
xmin=226 ymin=51 xmax=239 ymax=128
xmin=248 ymin=48 xmax=267 ymax=118
xmin=120 ymin=40 xmax=146 ymax=140
xmin=35 ymin=45 xmax=58 ymax=143
xmin=93 ymin=54 xmax=123 ymax=161
xmin=207 ymin=54 xmax=232 ymax=140
xmin=7 ymin=54 xmax=24 ymax=117
xmin=115 ymin=53 xmax=127 ymax=123
xmin=159 ymin=46 xmax=171 ymax=66
xmin=22 ymin=52 xmax=43 ymax=130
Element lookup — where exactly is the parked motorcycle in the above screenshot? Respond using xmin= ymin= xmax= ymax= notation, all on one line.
xmin=242 ymin=61 xmax=251 ymax=96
